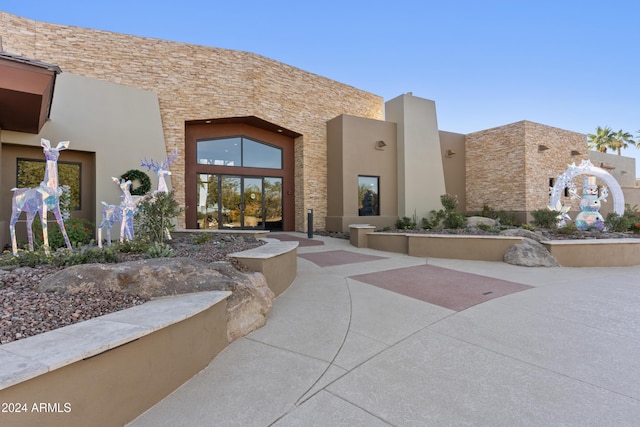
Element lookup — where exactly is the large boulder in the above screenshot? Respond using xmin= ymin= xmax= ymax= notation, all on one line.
xmin=503 ymin=238 xmax=559 ymax=267
xmin=38 ymin=257 xmax=274 ymax=341
xmin=499 ymin=228 xmax=549 ymax=243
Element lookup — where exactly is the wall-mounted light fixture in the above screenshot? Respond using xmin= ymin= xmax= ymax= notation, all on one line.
xmin=571 ymin=150 xmax=581 ymax=156
xmin=375 ymin=140 xmax=387 ymax=150
xmin=600 ymin=162 xmax=615 ymax=170
xmin=538 ymin=144 xmax=549 ymax=152
xmin=445 ymin=149 xmax=456 ymax=157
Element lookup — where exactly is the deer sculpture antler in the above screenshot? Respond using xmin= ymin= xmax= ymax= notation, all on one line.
xmin=141 ymin=150 xmax=178 ymax=194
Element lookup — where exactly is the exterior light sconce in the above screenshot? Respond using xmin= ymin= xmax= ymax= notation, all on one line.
xmin=375 ymin=140 xmax=387 ymax=150
xmin=571 ymin=150 xmax=581 ymax=156
xmin=445 ymin=149 xmax=456 ymax=157
xmin=600 ymin=162 xmax=615 ymax=170
xmin=538 ymin=144 xmax=549 ymax=152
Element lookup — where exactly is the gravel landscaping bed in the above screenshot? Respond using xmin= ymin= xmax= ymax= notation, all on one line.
xmin=0 ymin=234 xmax=264 ymax=344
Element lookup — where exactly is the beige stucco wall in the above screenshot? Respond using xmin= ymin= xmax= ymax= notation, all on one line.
xmin=385 ymin=94 xmax=447 ymax=220
xmin=0 ymin=73 xmax=167 ymax=244
xmin=326 ymin=114 xmax=398 ymax=231
xmin=439 ymin=130 xmax=467 ymax=212
xmin=466 ymin=120 xmax=588 ymax=221
xmin=0 ymin=11 xmax=384 ymax=231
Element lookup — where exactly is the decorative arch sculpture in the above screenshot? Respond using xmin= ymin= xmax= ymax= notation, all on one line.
xmin=549 ymin=159 xmax=625 ymax=218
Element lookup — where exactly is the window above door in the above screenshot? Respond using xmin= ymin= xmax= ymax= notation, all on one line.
xmin=197 ymin=136 xmax=282 ymax=169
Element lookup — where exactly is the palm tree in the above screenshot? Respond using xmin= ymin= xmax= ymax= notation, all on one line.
xmin=587 ymin=126 xmax=614 ymax=153
xmin=610 ymin=129 xmax=636 ymax=155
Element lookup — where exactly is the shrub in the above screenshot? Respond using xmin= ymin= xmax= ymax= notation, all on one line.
xmin=114 ymin=237 xmax=153 ymax=254
xmin=192 ymin=232 xmax=212 ymax=245
xmin=521 ymin=223 xmax=536 ymax=232
xmin=135 ymin=191 xmax=184 ymax=243
xmin=443 ymin=212 xmax=467 ymax=229
xmin=145 ymin=242 xmax=175 ymax=259
xmin=604 ymin=213 xmax=631 ymax=232
xmin=29 ymin=216 xmax=95 ymax=250
xmin=531 ymin=209 xmax=558 ymax=229
xmin=556 ymin=222 xmax=579 ymax=235
xmin=395 ymin=216 xmax=416 ymax=230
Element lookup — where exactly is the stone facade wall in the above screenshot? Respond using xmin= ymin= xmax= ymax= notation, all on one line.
xmin=466 ymin=120 xmax=588 ymax=217
xmin=0 ymin=12 xmax=384 ymax=231
xmin=466 ymin=122 xmax=527 ymax=212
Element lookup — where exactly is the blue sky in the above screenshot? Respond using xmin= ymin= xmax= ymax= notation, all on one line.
xmin=3 ymin=1 xmax=640 ymax=175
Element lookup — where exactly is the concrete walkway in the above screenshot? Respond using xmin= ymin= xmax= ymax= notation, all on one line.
xmin=129 ymin=233 xmax=640 ymax=426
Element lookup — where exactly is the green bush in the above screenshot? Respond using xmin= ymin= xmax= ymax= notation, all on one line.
xmin=604 ymin=213 xmax=631 ymax=232
xmin=521 ymin=223 xmax=536 ymax=232
xmin=556 ymin=222 xmax=579 ymax=235
xmin=395 ymin=216 xmax=416 ymax=230
xmin=1 ymin=245 xmax=120 ymax=268
xmin=531 ymin=209 xmax=558 ymax=229
xmin=135 ymin=191 xmax=184 ymax=243
xmin=443 ymin=212 xmax=467 ymax=229
xmin=114 ymin=237 xmax=153 ymax=254
xmin=192 ymin=233 xmax=212 ymax=245
xmin=29 ymin=216 xmax=95 ymax=250
xmin=145 ymin=242 xmax=175 ymax=259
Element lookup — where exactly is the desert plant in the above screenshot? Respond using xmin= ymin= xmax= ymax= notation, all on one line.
xmin=442 ymin=211 xmax=466 ymax=229
xmin=556 ymin=222 xmax=580 ymax=235
xmin=395 ymin=216 xmax=416 ymax=230
xmin=531 ymin=209 xmax=559 ymax=229
xmin=28 ymin=216 xmax=94 ymax=250
xmin=135 ymin=191 xmax=184 ymax=243
xmin=192 ymin=232 xmax=213 ymax=245
xmin=521 ymin=223 xmax=536 ymax=232
xmin=604 ymin=212 xmax=631 ymax=232
xmin=114 ymin=237 xmax=153 ymax=254
xmin=145 ymin=242 xmax=175 ymax=259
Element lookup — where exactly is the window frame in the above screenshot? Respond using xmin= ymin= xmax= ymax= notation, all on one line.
xmin=358 ymin=175 xmax=380 ymax=216
xmin=196 ymin=136 xmax=283 ymax=170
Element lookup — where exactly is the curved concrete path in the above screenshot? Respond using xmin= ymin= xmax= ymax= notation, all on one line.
xmin=129 ymin=233 xmax=640 ymax=426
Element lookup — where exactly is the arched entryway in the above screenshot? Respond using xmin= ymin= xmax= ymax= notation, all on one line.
xmin=185 ymin=117 xmax=298 ymax=231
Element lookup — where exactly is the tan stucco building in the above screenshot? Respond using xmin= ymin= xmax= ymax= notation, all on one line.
xmin=1 ymin=11 xmax=637 ymax=246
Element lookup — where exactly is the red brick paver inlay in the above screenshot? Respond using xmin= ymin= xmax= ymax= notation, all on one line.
xmin=350 ymin=264 xmax=532 ymax=311
xmin=298 ymin=250 xmax=388 ymax=267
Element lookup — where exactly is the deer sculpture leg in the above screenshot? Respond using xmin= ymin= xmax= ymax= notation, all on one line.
xmin=51 ymin=207 xmax=72 ymax=252
xmin=10 ymin=188 xmax=38 ymax=255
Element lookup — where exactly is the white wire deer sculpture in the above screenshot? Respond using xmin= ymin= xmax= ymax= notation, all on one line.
xmin=141 ymin=151 xmax=177 ymax=195
xmin=98 ymin=177 xmax=141 ymax=248
xmin=9 ymin=139 xmax=73 ymax=256
xmin=141 ymin=151 xmax=178 ymax=240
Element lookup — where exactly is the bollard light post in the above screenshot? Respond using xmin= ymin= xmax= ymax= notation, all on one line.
xmin=307 ymin=209 xmax=313 ymax=238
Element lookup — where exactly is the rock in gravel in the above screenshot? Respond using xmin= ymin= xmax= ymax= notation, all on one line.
xmin=38 ymin=257 xmax=274 ymax=341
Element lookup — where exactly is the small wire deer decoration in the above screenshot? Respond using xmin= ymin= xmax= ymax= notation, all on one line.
xmin=140 ymin=151 xmax=178 ymax=240
xmin=98 ymin=177 xmax=141 ymax=247
xmin=9 ymin=139 xmax=73 ymax=255
xmin=97 ymin=201 xmax=121 ymax=248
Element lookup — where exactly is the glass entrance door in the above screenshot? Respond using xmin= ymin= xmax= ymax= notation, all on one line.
xmin=196 ymin=174 xmax=282 ymax=230
xmin=242 ymin=178 xmax=262 ymax=229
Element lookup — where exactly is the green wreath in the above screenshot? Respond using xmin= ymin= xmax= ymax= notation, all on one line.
xmin=120 ymin=169 xmax=152 ymax=196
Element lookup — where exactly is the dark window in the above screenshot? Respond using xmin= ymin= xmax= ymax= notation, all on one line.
xmin=358 ymin=176 xmax=379 ymax=216
xmin=17 ymin=158 xmax=82 ymax=210
xmin=197 ymin=137 xmax=282 ymax=169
